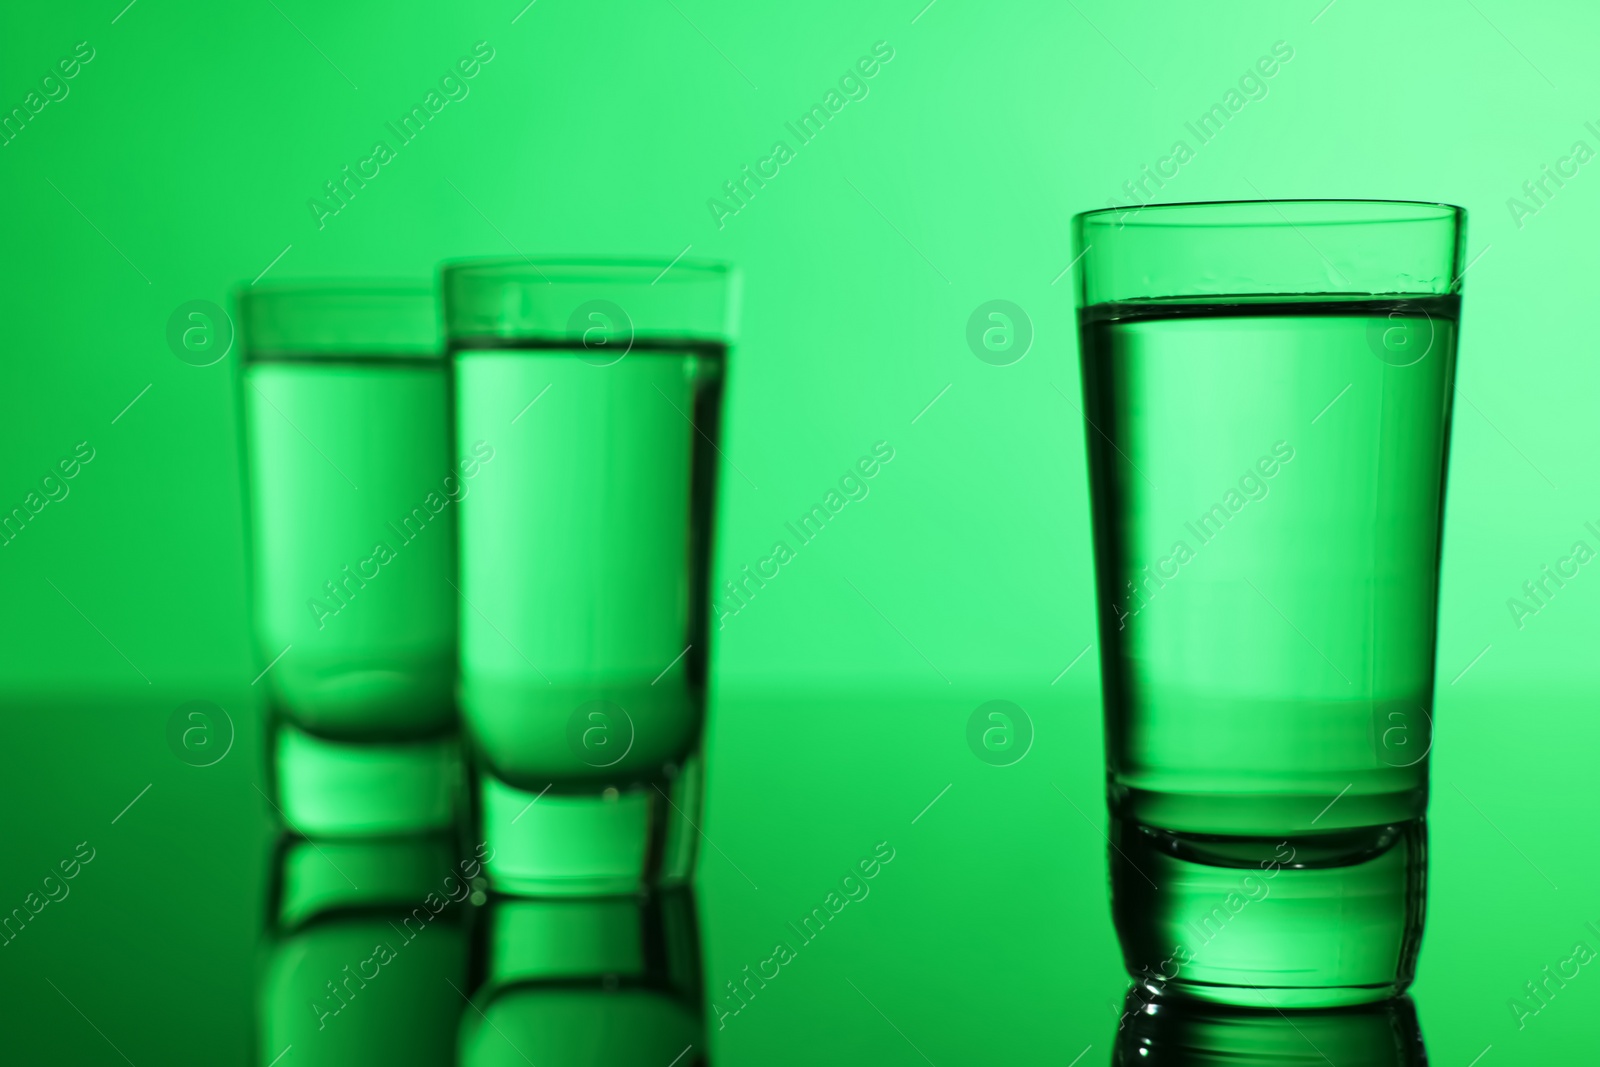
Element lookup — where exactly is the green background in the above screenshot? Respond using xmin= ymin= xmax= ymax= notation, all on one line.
xmin=1 ymin=0 xmax=1595 ymax=1061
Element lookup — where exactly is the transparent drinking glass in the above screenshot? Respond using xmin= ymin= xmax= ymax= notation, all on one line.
xmin=1072 ymin=200 xmax=1465 ymax=1007
xmin=442 ymin=258 xmax=736 ymax=895
xmin=239 ymin=284 xmax=462 ymax=837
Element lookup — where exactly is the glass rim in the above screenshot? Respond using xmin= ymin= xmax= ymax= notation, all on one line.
xmin=1074 ymin=198 xmax=1465 ymax=229
xmin=441 ymin=255 xmax=738 ymax=344
xmin=237 ymin=279 xmax=433 ymax=299
xmin=237 ymin=280 xmax=440 ymax=363
xmin=439 ymin=255 xmax=733 ymax=285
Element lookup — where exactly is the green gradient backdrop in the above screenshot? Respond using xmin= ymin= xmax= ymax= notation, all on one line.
xmin=2 ymin=0 xmax=1597 ymax=1062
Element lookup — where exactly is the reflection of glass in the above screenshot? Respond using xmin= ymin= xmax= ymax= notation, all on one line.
xmin=458 ymin=890 xmax=705 ymax=1065
xmin=442 ymin=259 xmax=735 ymax=895
xmin=1074 ymin=202 xmax=1464 ymax=1006
xmin=239 ymin=284 xmax=462 ymax=835
xmin=257 ymin=834 xmax=474 ymax=1065
xmin=1112 ymin=990 xmax=1427 ymax=1065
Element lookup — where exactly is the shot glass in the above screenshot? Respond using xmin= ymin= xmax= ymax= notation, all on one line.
xmin=442 ymin=258 xmax=736 ymax=895
xmin=240 ymin=284 xmax=462 ymax=836
xmin=1072 ymin=201 xmax=1465 ymax=1006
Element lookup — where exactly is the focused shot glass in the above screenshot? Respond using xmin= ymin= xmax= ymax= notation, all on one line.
xmin=442 ymin=258 xmax=735 ymax=895
xmin=1072 ymin=201 xmax=1465 ymax=1006
xmin=240 ymin=284 xmax=462 ymax=837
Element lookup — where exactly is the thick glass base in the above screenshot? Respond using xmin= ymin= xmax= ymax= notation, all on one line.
xmin=1111 ymin=817 xmax=1426 ymax=1009
xmin=274 ymin=723 xmax=461 ymax=838
xmin=479 ymin=756 xmax=700 ymax=896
